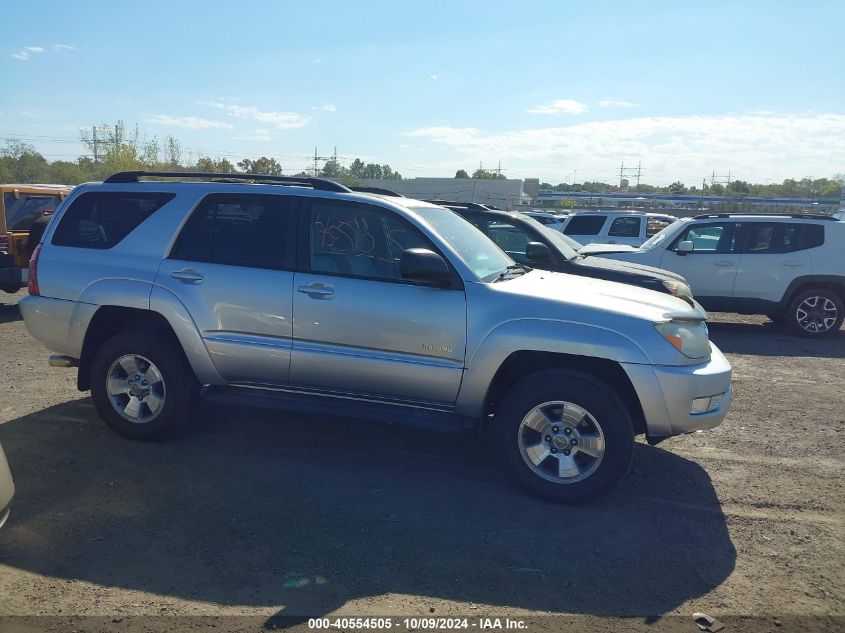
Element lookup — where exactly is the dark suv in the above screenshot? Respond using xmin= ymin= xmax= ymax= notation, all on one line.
xmin=427 ymin=201 xmax=695 ymax=301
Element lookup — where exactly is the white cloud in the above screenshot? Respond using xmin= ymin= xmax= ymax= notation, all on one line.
xmin=234 ymin=129 xmax=273 ymax=142
xmin=52 ymin=44 xmax=77 ymax=52
xmin=527 ymin=99 xmax=588 ymax=115
xmin=198 ymin=101 xmax=310 ymax=129
xmin=10 ymin=46 xmax=45 ymax=61
xmin=429 ymin=73 xmax=439 ymax=80
xmin=598 ymin=99 xmax=636 ymax=108
xmin=405 ymin=113 xmax=845 ymax=184
xmin=147 ymin=115 xmax=234 ymax=130
xmin=312 ymin=104 xmax=336 ymax=113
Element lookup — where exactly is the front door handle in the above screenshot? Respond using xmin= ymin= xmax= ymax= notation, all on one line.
xmin=297 ymin=283 xmax=335 ymax=299
xmin=714 ymin=261 xmax=735 ymax=267
xmin=170 ymin=269 xmax=204 ymax=283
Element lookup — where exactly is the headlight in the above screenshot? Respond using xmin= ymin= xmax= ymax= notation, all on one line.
xmin=655 ymin=320 xmax=711 ymax=359
xmin=662 ymin=279 xmax=693 ymax=300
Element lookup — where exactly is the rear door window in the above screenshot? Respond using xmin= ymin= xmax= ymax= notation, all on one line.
xmin=52 ymin=192 xmax=174 ymax=249
xmin=171 ymin=194 xmax=296 ymax=270
xmin=4 ymin=192 xmax=63 ymax=231
xmin=608 ymin=216 xmax=641 ymax=238
xmin=564 ymin=215 xmax=607 ymax=236
xmin=740 ymin=223 xmax=823 ymax=254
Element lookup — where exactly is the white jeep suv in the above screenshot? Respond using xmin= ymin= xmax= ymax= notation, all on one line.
xmin=560 ymin=211 xmax=676 ymax=247
xmin=591 ymin=213 xmax=845 ymax=337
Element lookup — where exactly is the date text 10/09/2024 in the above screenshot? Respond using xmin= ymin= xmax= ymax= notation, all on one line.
xmin=307 ymin=617 xmax=528 ymax=630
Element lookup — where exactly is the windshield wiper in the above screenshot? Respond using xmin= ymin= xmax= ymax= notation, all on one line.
xmin=493 ymin=264 xmax=530 ymax=282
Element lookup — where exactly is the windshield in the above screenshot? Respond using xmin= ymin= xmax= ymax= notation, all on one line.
xmin=411 ymin=206 xmax=515 ymax=281
xmin=640 ymin=219 xmax=683 ymax=250
xmin=516 ymin=216 xmax=580 ymax=259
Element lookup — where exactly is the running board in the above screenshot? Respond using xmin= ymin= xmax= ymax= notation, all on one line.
xmin=202 ymin=386 xmax=477 ymax=433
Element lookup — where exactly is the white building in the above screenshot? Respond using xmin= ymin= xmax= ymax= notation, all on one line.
xmin=360 ymin=177 xmax=530 ymax=210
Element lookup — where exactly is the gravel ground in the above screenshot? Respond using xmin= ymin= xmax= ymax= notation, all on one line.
xmin=0 ymin=290 xmax=842 ymax=632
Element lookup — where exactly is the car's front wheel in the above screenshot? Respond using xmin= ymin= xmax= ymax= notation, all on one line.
xmin=495 ymin=369 xmax=635 ymax=504
xmin=787 ymin=289 xmax=844 ymax=338
xmin=90 ymin=330 xmax=198 ymax=440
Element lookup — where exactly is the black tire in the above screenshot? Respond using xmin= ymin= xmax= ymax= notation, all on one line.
xmin=786 ymin=289 xmax=844 ymax=338
xmin=494 ymin=368 xmax=635 ymax=504
xmin=90 ymin=330 xmax=199 ymax=440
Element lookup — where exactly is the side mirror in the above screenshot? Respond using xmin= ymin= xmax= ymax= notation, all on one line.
xmin=525 ymin=241 xmax=553 ymax=264
xmin=676 ymin=240 xmax=694 ymax=255
xmin=400 ymin=248 xmax=451 ymax=285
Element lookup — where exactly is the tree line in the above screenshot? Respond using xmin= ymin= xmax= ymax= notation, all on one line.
xmin=0 ymin=121 xmax=402 ymax=186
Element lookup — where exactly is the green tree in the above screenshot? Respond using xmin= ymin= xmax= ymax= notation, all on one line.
xmin=455 ymin=169 xmax=470 ymax=179
xmin=668 ymin=181 xmax=687 ymax=194
xmin=237 ymin=157 xmax=283 ymax=175
xmin=195 ymin=157 xmax=237 ymax=173
xmin=472 ymin=168 xmax=506 ymax=180
xmin=1 ymin=139 xmax=51 ymax=182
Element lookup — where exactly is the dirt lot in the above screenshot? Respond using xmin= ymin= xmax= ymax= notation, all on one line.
xmin=0 ymin=289 xmax=842 ymax=632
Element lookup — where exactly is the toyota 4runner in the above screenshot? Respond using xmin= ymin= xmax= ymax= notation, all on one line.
xmin=20 ymin=171 xmax=733 ymax=504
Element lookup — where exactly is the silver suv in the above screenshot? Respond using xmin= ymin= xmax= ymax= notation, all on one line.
xmin=20 ymin=171 xmax=733 ymax=504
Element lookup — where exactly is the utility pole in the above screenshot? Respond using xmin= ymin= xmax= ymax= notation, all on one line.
xmin=92 ymin=126 xmax=98 ymax=163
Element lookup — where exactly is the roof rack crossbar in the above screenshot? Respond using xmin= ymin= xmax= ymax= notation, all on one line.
xmin=103 ymin=170 xmax=352 ymax=193
xmin=692 ymin=212 xmax=837 ymax=220
xmin=349 ymin=186 xmax=405 ymax=197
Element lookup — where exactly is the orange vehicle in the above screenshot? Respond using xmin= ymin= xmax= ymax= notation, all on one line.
xmin=1 ymin=184 xmax=71 ymax=292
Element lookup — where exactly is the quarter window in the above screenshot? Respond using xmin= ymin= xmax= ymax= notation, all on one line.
xmin=564 ymin=215 xmax=607 ymax=236
xmin=608 ymin=216 xmax=641 ymax=238
xmin=52 ymin=192 xmax=174 ymax=249
xmin=309 ymin=201 xmax=429 ymax=281
xmin=171 ymin=194 xmax=295 ymax=270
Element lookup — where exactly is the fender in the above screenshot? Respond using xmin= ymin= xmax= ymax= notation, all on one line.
xmin=149 ymin=285 xmax=225 ymax=386
xmin=778 ymin=274 xmax=845 ymax=308
xmin=455 ymin=318 xmax=652 ymax=418
xmin=78 ymin=278 xmax=153 ymax=310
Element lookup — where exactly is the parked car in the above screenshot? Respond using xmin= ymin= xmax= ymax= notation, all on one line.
xmin=591 ymin=213 xmax=845 ymax=337
xmin=1 ymin=184 xmax=71 ymax=293
xmin=520 ymin=210 xmax=568 ymax=232
xmin=560 ymin=210 xmax=676 ymax=247
xmin=0 ymin=441 xmax=13 ymax=528
xmin=427 ymin=201 xmax=694 ymax=300
xmin=20 ymin=171 xmax=732 ymax=504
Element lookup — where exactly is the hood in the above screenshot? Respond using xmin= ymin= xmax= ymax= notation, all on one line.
xmin=494 ymin=269 xmax=704 ymax=323
xmin=575 ymin=255 xmax=687 ymax=284
xmin=579 ymin=243 xmax=639 ymax=255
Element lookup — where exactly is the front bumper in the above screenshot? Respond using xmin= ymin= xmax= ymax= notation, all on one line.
xmin=622 ymin=342 xmax=733 ymax=439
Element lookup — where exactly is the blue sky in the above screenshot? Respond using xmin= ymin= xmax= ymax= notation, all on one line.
xmin=2 ymin=0 xmax=843 ymax=184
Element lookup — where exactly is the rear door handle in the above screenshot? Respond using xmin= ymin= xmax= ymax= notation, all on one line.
xmin=782 ymin=261 xmax=805 ymax=267
xmin=170 ymin=269 xmax=204 ymax=283
xmin=297 ymin=283 xmax=335 ymax=299
xmin=714 ymin=261 xmax=735 ymax=267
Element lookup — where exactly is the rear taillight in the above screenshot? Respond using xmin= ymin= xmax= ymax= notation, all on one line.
xmin=28 ymin=243 xmax=41 ymax=296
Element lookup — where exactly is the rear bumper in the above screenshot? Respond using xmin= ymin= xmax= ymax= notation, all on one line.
xmin=19 ymin=295 xmax=96 ymax=359
xmin=622 ymin=343 xmax=733 ymax=439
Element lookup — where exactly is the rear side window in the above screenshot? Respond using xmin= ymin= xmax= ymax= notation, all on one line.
xmin=608 ymin=216 xmax=641 ymax=238
xmin=741 ymin=222 xmax=826 ymax=254
xmin=52 ymin=192 xmax=174 ymax=249
xmin=564 ymin=215 xmax=606 ymax=235
xmin=4 ymin=192 xmax=63 ymax=231
xmin=171 ymin=194 xmax=295 ymax=270
xmin=803 ymin=224 xmax=824 ymax=249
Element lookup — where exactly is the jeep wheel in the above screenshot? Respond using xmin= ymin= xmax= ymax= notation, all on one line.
xmin=90 ymin=331 xmax=198 ymax=440
xmin=787 ymin=289 xmax=844 ymax=338
xmin=495 ymin=369 xmax=634 ymax=504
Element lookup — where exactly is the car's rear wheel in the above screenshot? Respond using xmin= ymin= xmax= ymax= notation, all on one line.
xmin=495 ymin=369 xmax=634 ymax=504
xmin=787 ymin=289 xmax=844 ymax=338
xmin=90 ymin=330 xmax=198 ymax=440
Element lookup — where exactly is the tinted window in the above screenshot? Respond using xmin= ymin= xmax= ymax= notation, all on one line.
xmin=4 ymin=192 xmax=63 ymax=231
xmin=608 ymin=216 xmax=641 ymax=237
xmin=485 ymin=220 xmax=534 ymax=264
xmin=564 ymin=215 xmax=606 ymax=235
xmin=309 ymin=201 xmax=428 ymax=281
xmin=741 ymin=222 xmax=824 ymax=254
xmin=52 ymin=192 xmax=173 ymax=249
xmin=172 ymin=194 xmax=295 ymax=269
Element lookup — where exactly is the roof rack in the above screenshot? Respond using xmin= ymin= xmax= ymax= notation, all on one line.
xmin=424 ymin=200 xmax=495 ymax=212
xmin=349 ymin=186 xmax=405 ymax=197
xmin=103 ymin=171 xmax=352 ymax=193
xmin=693 ymin=212 xmax=838 ymax=221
